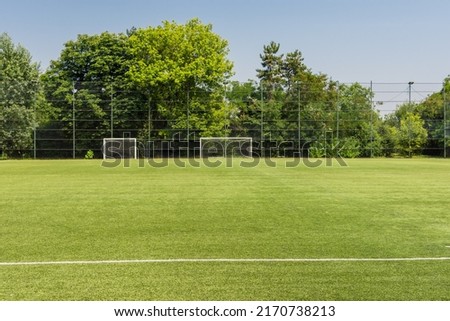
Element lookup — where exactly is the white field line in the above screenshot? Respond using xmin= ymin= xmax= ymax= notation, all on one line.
xmin=1 ymin=257 xmax=450 ymax=266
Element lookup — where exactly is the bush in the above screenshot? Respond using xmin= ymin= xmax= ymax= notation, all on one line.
xmin=308 ymin=137 xmax=361 ymax=158
xmin=84 ymin=150 xmax=94 ymax=159
xmin=308 ymin=141 xmax=326 ymax=158
xmin=339 ymin=137 xmax=361 ymax=158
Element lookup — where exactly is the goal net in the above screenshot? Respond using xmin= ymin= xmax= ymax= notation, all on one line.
xmin=102 ymin=138 xmax=137 ymax=159
xmin=200 ymin=137 xmax=253 ymax=158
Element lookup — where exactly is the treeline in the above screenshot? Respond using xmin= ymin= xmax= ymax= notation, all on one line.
xmin=0 ymin=19 xmax=449 ymax=158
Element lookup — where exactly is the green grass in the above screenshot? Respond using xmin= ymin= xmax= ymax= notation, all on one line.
xmin=1 ymin=158 xmax=450 ymax=300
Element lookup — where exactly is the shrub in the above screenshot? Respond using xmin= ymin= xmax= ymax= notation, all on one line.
xmin=84 ymin=150 xmax=94 ymax=159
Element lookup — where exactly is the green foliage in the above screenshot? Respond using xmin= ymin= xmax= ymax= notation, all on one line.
xmin=308 ymin=137 xmax=360 ymax=158
xmin=380 ymin=124 xmax=398 ymax=157
xmin=4 ymin=22 xmax=447 ymax=158
xmin=127 ymin=19 xmax=233 ymax=138
xmin=128 ymin=19 xmax=233 ymax=89
xmin=257 ymin=41 xmax=284 ymax=99
xmin=0 ymin=33 xmax=40 ymax=109
xmin=338 ymin=83 xmax=382 ymax=157
xmin=308 ymin=141 xmax=326 ymax=158
xmin=42 ymin=32 xmax=139 ymax=153
xmin=386 ymin=78 xmax=450 ymax=156
xmin=396 ymin=112 xmax=428 ymax=157
xmin=0 ymin=104 xmax=36 ymax=156
xmin=339 ymin=137 xmax=361 ymax=158
xmin=84 ymin=150 xmax=94 ymax=159
xmin=42 ymin=19 xmax=234 ymax=146
xmin=0 ymin=33 xmax=39 ymax=156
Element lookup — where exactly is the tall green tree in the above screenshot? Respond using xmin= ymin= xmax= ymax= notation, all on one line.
xmin=0 ymin=33 xmax=40 ymax=157
xmin=225 ymin=81 xmax=260 ymax=138
xmin=127 ymin=19 xmax=234 ymax=139
xmin=256 ymin=42 xmax=287 ymax=150
xmin=42 ymin=32 xmax=139 ymax=156
xmin=397 ymin=112 xmax=428 ymax=157
xmin=338 ymin=83 xmax=382 ymax=156
xmin=257 ymin=41 xmax=284 ymax=100
xmin=280 ymin=50 xmax=305 ymax=143
xmin=412 ymin=77 xmax=450 ymax=155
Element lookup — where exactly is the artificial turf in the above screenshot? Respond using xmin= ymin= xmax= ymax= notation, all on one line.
xmin=1 ymin=158 xmax=449 ymax=300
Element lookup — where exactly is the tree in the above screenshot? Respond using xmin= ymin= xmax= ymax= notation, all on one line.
xmin=410 ymin=77 xmax=450 ymax=156
xmin=385 ymin=78 xmax=449 ymax=157
xmin=282 ymin=50 xmax=306 ymax=92
xmin=225 ymin=81 xmax=260 ymax=138
xmin=0 ymin=105 xmax=35 ymax=156
xmin=42 ymin=32 xmax=139 ymax=156
xmin=257 ymin=41 xmax=284 ymax=100
xmin=379 ymin=123 xmax=399 ymax=157
xmin=256 ymin=43 xmax=288 ymax=151
xmin=0 ymin=33 xmax=39 ymax=157
xmin=338 ymin=83 xmax=382 ymax=156
xmin=280 ymin=50 xmax=305 ymax=144
xmin=127 ymin=19 xmax=234 ymax=139
xmin=396 ymin=112 xmax=428 ymax=157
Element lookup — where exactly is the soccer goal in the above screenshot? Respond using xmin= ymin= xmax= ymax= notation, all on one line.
xmin=199 ymin=137 xmax=253 ymax=158
xmin=102 ymin=138 xmax=137 ymax=159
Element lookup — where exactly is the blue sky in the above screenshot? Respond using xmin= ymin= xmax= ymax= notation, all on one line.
xmin=2 ymin=0 xmax=450 ymax=85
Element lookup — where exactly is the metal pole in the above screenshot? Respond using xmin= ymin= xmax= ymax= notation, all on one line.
xmin=297 ymin=81 xmax=301 ymax=156
xmin=187 ymin=87 xmax=190 ymax=157
xmin=260 ymin=82 xmax=264 ymax=157
xmin=110 ymin=85 xmax=114 ymax=138
xmin=33 ymin=82 xmax=37 ymax=159
xmin=336 ymin=83 xmax=340 ymax=140
xmin=408 ymin=81 xmax=414 ymax=104
xmin=444 ymin=81 xmax=447 ymax=158
xmin=148 ymin=97 xmax=151 ymax=142
xmin=33 ymin=126 xmax=36 ymax=159
xmin=370 ymin=81 xmax=374 ymax=158
xmin=72 ymin=83 xmax=76 ymax=159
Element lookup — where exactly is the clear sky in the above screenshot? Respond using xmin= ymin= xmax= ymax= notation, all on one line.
xmin=2 ymin=0 xmax=450 ymax=86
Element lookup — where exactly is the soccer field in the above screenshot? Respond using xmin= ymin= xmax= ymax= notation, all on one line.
xmin=1 ymin=158 xmax=450 ymax=300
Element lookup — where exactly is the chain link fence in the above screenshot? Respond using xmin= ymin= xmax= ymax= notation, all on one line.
xmin=1 ymin=81 xmax=449 ymax=159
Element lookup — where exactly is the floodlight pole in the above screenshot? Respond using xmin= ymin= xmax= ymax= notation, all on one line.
xmin=408 ymin=81 xmax=414 ymax=104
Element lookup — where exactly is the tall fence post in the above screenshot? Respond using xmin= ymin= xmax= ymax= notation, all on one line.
xmin=260 ymin=82 xmax=264 ymax=157
xmin=444 ymin=81 xmax=447 ymax=158
xmin=72 ymin=82 xmax=77 ymax=159
xmin=337 ymin=83 xmax=340 ymax=141
xmin=297 ymin=81 xmax=301 ymax=156
xmin=33 ymin=81 xmax=37 ymax=159
xmin=187 ymin=87 xmax=190 ymax=157
xmin=370 ymin=81 xmax=374 ymax=158
xmin=110 ymin=83 xmax=114 ymax=139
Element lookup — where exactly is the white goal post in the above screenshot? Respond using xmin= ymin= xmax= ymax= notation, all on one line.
xmin=199 ymin=137 xmax=253 ymax=158
xmin=102 ymin=138 xmax=137 ymax=159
